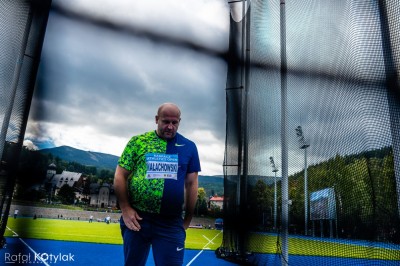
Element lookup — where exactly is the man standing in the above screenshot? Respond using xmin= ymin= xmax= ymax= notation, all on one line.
xmin=114 ymin=103 xmax=200 ymax=266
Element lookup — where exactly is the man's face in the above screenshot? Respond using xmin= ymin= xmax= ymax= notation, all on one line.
xmin=155 ymin=108 xmax=181 ymax=140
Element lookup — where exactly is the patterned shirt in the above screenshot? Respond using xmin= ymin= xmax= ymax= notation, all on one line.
xmin=118 ymin=131 xmax=201 ymax=216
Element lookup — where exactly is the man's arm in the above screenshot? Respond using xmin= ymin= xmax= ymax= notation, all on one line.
xmin=183 ymin=172 xmax=198 ymax=230
xmin=114 ymin=165 xmax=142 ymax=231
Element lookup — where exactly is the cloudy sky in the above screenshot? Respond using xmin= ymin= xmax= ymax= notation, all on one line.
xmin=24 ymin=0 xmax=231 ymax=176
xmin=22 ymin=0 xmax=397 ymax=178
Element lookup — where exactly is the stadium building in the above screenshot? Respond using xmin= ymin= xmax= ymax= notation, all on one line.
xmin=89 ymin=183 xmax=117 ymax=208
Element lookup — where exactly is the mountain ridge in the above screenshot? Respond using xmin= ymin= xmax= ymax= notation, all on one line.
xmin=39 ymin=145 xmax=120 ymax=170
xmin=38 ymin=146 xmax=225 ymax=178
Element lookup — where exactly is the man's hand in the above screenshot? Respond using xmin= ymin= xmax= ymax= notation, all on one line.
xmin=114 ymin=165 xmax=142 ymax=231
xmin=183 ymin=213 xmax=192 ymax=230
xmin=121 ymin=206 xmax=142 ymax=231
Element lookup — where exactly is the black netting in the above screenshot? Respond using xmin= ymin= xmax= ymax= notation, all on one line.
xmin=0 ymin=0 xmax=51 ymax=247
xmin=220 ymin=0 xmax=400 ymax=265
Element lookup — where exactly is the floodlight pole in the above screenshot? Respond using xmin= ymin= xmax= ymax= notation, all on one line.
xmin=296 ymin=126 xmax=310 ymax=236
xmin=269 ymin=157 xmax=279 ymax=231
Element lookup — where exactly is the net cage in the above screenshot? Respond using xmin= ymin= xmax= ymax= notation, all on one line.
xmin=219 ymin=0 xmax=400 ymax=265
xmin=0 ymin=0 xmax=51 ymax=247
xmin=0 ymin=0 xmax=400 ymax=265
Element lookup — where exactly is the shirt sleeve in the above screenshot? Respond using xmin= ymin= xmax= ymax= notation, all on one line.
xmin=118 ymin=137 xmax=136 ymax=171
xmin=187 ymin=142 xmax=201 ymax=173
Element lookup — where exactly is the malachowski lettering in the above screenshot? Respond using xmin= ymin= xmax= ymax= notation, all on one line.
xmin=147 ymin=162 xmax=178 ymax=173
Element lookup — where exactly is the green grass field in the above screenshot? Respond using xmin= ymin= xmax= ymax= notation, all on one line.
xmin=5 ymin=217 xmax=223 ymax=250
xmin=5 ymin=218 xmax=399 ymax=261
xmin=246 ymin=234 xmax=399 ymax=261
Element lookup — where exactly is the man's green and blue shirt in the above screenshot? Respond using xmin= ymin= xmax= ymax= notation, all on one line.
xmin=118 ymin=131 xmax=201 ymax=216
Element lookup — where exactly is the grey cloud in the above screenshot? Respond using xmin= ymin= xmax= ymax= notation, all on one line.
xmin=29 ymin=8 xmax=228 ymax=153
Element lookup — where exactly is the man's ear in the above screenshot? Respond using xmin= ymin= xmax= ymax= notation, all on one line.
xmin=155 ymin=115 xmax=159 ymax=123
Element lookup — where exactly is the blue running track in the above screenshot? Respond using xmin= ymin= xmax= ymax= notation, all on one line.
xmin=1 ymin=237 xmax=399 ymax=265
xmin=1 ymin=237 xmax=236 ymax=265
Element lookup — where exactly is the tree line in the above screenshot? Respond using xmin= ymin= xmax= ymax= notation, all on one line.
xmin=249 ymin=146 xmax=399 ymax=243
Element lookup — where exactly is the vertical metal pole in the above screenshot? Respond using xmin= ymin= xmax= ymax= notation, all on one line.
xmin=378 ymin=0 xmax=400 ymax=220
xmin=304 ymin=147 xmax=308 ymax=235
xmin=274 ymin=170 xmax=277 ymax=230
xmin=239 ymin=0 xmax=251 ymax=256
xmin=280 ymin=0 xmax=289 ymax=265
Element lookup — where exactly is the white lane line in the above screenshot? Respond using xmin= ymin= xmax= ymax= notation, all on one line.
xmin=202 ymin=235 xmax=214 ymax=245
xmin=6 ymin=226 xmax=18 ymax=237
xmin=6 ymin=226 xmax=50 ymax=266
xmin=186 ymin=230 xmax=223 ymax=266
xmin=186 ymin=249 xmax=204 ymax=266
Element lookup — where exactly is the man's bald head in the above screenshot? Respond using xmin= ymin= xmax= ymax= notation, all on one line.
xmin=157 ymin=103 xmax=181 ymax=118
xmin=155 ymin=103 xmax=181 ymax=140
